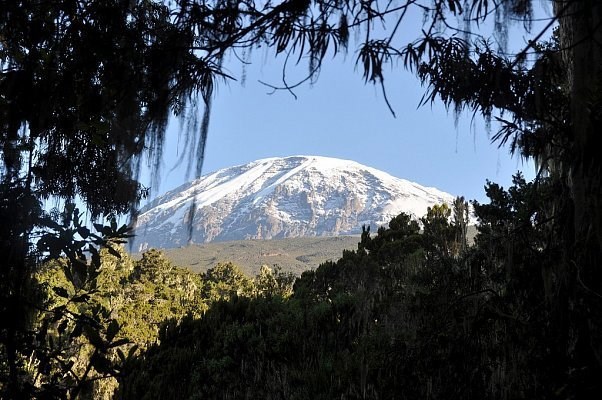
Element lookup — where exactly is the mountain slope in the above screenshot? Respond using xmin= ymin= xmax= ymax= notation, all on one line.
xmin=133 ymin=156 xmax=456 ymax=250
xmin=153 ymin=236 xmax=362 ymax=276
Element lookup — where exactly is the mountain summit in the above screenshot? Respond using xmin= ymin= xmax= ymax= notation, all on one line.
xmin=133 ymin=156 xmax=455 ymax=250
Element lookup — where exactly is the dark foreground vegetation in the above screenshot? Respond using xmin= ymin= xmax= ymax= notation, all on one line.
xmin=29 ymin=177 xmax=601 ymax=398
xmin=117 ymin=180 xmax=602 ymax=399
xmin=2 ymin=0 xmax=602 ymax=398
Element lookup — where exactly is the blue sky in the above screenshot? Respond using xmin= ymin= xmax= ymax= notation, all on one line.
xmin=142 ymin=4 xmax=554 ymax=205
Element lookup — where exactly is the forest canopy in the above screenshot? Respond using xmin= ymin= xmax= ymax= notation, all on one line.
xmin=119 ymin=181 xmax=600 ymax=399
xmin=2 ymin=0 xmax=602 ymax=398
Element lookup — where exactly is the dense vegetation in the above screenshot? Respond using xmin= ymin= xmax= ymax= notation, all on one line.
xmin=2 ymin=0 xmax=602 ymax=398
xmin=115 ymin=176 xmax=600 ymax=399
xmin=33 ymin=247 xmax=294 ymax=398
xmin=23 ymin=178 xmax=602 ymax=398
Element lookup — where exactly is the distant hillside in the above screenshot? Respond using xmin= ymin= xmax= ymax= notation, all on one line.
xmin=132 ymin=225 xmax=477 ymax=276
xmin=137 ymin=236 xmax=361 ymax=276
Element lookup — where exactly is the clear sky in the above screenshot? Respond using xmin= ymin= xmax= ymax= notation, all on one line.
xmin=141 ymin=4 xmax=554 ymax=205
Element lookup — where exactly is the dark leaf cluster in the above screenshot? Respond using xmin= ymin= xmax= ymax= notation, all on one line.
xmin=120 ymin=177 xmax=601 ymax=399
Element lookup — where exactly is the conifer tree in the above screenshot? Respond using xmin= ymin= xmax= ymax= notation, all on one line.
xmin=2 ymin=0 xmax=601 ymax=396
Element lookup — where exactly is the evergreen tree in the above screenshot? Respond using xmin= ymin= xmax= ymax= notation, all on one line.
xmin=2 ymin=0 xmax=601 ymax=396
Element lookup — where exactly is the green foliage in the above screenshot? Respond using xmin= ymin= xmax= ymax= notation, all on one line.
xmin=254 ymin=265 xmax=296 ymax=298
xmin=0 ymin=207 xmax=134 ymax=399
xmin=31 ymin=245 xmax=301 ymax=398
xmin=201 ymin=262 xmax=254 ymax=301
xmin=31 ymin=248 xmax=200 ymax=398
xmin=120 ymin=176 xmax=602 ymax=399
xmin=421 ymin=203 xmax=455 ymax=259
xmin=2 ymin=1 xmax=601 ymax=398
xmin=0 ymin=0 xmax=392 ymax=392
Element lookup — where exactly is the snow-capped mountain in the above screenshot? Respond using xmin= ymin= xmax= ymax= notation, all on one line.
xmin=133 ymin=156 xmax=456 ymax=250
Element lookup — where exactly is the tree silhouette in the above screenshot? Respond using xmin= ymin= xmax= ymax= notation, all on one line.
xmin=2 ymin=0 xmax=601 ymax=396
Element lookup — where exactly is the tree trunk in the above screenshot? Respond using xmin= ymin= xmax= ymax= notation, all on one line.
xmin=554 ymin=0 xmax=602 ymax=391
xmin=558 ymin=0 xmax=602 ymax=247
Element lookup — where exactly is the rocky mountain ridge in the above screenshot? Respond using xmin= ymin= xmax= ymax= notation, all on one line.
xmin=133 ymin=156 xmax=456 ymax=250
